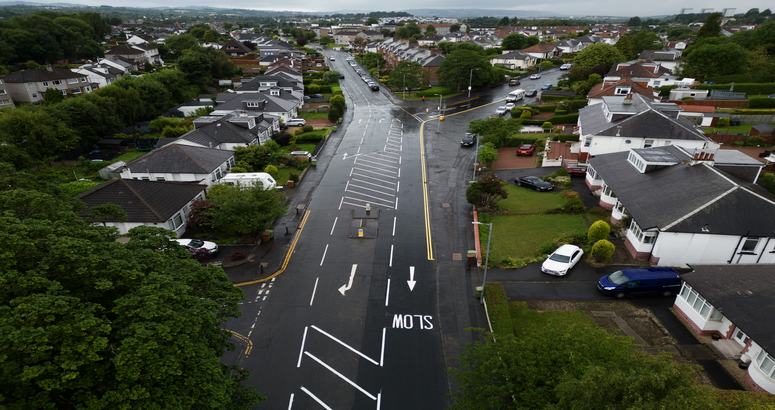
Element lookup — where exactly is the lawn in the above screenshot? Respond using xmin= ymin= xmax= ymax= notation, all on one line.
xmin=114 ymin=149 xmax=147 ymax=162
xmin=498 ymin=185 xmax=565 ymax=214
xmin=703 ymin=124 xmax=754 ymax=134
xmin=480 ymin=214 xmax=588 ymax=260
xmin=302 ymin=112 xmax=330 ymax=119
xmin=280 ymin=143 xmax=316 ymax=153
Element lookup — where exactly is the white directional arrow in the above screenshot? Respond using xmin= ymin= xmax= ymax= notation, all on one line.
xmin=407 ymin=266 xmax=416 ymax=291
xmin=338 ymin=264 xmax=358 ymax=296
xmin=342 ymin=153 xmax=348 ymax=160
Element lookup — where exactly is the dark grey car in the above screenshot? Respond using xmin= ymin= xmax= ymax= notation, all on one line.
xmin=515 ymin=176 xmax=554 ymax=191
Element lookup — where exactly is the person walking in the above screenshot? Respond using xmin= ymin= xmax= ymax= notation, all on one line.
xmin=422 ymin=96 xmax=425 ymax=102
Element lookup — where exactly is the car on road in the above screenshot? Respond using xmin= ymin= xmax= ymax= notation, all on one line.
xmin=461 ymin=133 xmax=477 ymax=147
xmin=516 ymin=144 xmax=536 ymax=156
xmin=369 ymin=83 xmax=380 ymax=91
xmin=495 ymin=106 xmax=508 ymax=116
xmin=339 ymin=73 xmax=345 ymax=79
xmin=541 ymin=244 xmax=584 ymax=276
xmin=505 ymin=102 xmax=515 ymax=110
xmin=525 ymin=89 xmax=537 ymax=97
xmin=309 ymin=93 xmax=324 ymax=99
xmin=559 ymin=63 xmax=572 ymax=70
xmin=529 ymin=74 xmax=541 ymax=79
xmin=509 ymin=78 xmax=521 ymax=86
xmin=541 ymin=84 xmax=553 ymax=90
xmin=565 ymin=163 xmax=588 ymax=176
xmin=174 ymin=238 xmax=219 ymax=254
xmin=329 ymin=57 xmax=336 ymax=61
xmin=515 ymin=176 xmax=554 ymax=191
xmin=286 ymin=119 xmax=306 ymax=127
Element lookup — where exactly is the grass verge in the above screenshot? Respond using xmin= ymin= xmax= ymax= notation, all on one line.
xmin=498 ymin=185 xmax=565 ymax=214
xmin=480 ymin=214 xmax=587 ymax=261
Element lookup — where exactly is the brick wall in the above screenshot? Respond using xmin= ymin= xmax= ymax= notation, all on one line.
xmin=624 ymin=237 xmax=650 ymax=261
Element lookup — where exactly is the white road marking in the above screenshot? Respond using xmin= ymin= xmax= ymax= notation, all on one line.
xmin=360 ymin=138 xmax=364 ymax=144
xmin=348 ymin=183 xmax=395 ymax=197
xmin=396 ymin=181 xmax=400 ymax=192
xmin=350 ymin=167 xmax=354 ymax=177
xmin=383 ymin=144 xmax=387 ymax=151
xmin=400 ymin=145 xmax=403 ymax=152
xmin=389 ymin=244 xmax=394 ymax=267
xmin=310 ymin=325 xmax=380 ymax=366
xmin=357 ymin=147 xmax=361 ymax=154
xmin=338 ymin=264 xmax=358 ymax=296
xmin=303 ymin=351 xmax=377 ymax=400
xmin=380 ymin=328 xmax=386 ymax=367
xmin=338 ymin=196 xmax=344 ymax=210
xmin=385 ymin=278 xmax=391 ymax=307
xmin=297 ymin=326 xmax=309 ymax=367
xmin=310 ymin=277 xmax=319 ymax=306
xmin=352 ymin=168 xmax=396 ymax=179
xmin=344 ymin=193 xmax=394 ymax=207
xmin=330 ymin=217 xmax=337 ymax=235
xmin=345 ymin=181 xmax=350 ymax=191
xmin=287 ymin=393 xmax=294 ymax=410
xmin=398 ymin=168 xmax=401 ymax=178
xmin=300 ymin=386 xmax=333 ymax=410
xmin=320 ymin=244 xmax=329 ymax=266
xmin=399 ymin=156 xmax=402 ymax=165
xmin=351 ymin=178 xmax=395 ymax=190
xmin=395 ymin=197 xmax=399 ymax=210
xmin=407 ymin=266 xmax=416 ymax=291
xmin=351 ymin=173 xmax=396 ymax=185
xmin=392 ymin=217 xmax=396 ymax=236
xmin=377 ymin=392 xmax=382 ymax=410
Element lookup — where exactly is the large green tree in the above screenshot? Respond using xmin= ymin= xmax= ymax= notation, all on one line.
xmin=696 ymin=12 xmax=723 ymax=39
xmin=627 ymin=31 xmax=663 ymax=58
xmin=0 ymin=107 xmax=78 ymax=163
xmin=436 ymin=49 xmax=496 ymax=91
xmin=467 ymin=116 xmax=524 ymax=147
xmin=680 ymin=42 xmax=748 ymax=80
xmin=501 ymin=33 xmax=530 ymax=50
xmin=573 ymin=43 xmax=626 ymax=71
xmin=0 ymin=167 xmax=266 ymax=409
xmin=395 ymin=22 xmax=422 ymax=39
xmin=203 ymin=183 xmax=288 ymax=236
xmin=387 ymin=61 xmax=429 ymax=97
xmin=613 ymin=34 xmax=633 ymax=59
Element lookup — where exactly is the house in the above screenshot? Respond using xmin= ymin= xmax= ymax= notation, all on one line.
xmin=356 ymin=30 xmax=384 ymax=42
xmin=214 ymin=93 xmax=298 ymax=123
xmin=586 ymin=145 xmax=772 ymax=267
xmin=637 ymin=49 xmax=681 ymax=73
xmin=489 ymin=50 xmax=537 ymax=70
xmin=334 ymin=30 xmax=360 ymax=45
xmin=76 ymin=179 xmax=207 ymax=237
xmin=71 ymin=64 xmax=124 ymax=88
xmin=586 ymin=76 xmax=659 ymax=105
xmin=163 ymin=110 xmax=274 ymax=149
xmin=130 ymin=42 xmax=163 ymax=65
xmin=668 ymin=88 xmax=710 ymax=101
xmin=105 ymin=45 xmax=147 ymax=66
xmin=576 ymin=94 xmax=716 ymax=162
xmin=672 ymin=265 xmax=775 ymax=394
xmin=555 ymin=38 xmax=583 ymax=54
xmin=605 ymin=62 xmax=692 ymax=88
xmin=0 ymin=77 xmax=16 ymax=109
xmin=417 ymin=34 xmax=445 ymax=47
xmin=119 ymin=144 xmax=236 ymax=186
xmin=221 ymin=38 xmax=253 ymax=57
xmin=520 ymin=42 xmax=561 ymax=59
xmin=3 ymin=66 xmax=92 ymax=104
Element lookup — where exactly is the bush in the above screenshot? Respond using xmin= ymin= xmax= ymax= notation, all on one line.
xmin=748 ymin=98 xmax=775 ymax=109
xmin=483 ymin=283 xmax=512 ymax=336
xmin=415 ymin=87 xmax=454 ymax=97
xmin=296 ymin=133 xmax=325 ymax=143
xmin=289 ymin=171 xmax=300 ymax=182
xmin=542 ymin=121 xmax=552 ymax=130
xmin=295 ymin=161 xmax=310 ymax=171
xmin=591 ymin=239 xmax=615 ymax=263
xmin=760 ymin=173 xmax=775 ymax=191
xmin=264 ymin=164 xmax=279 ymax=179
xmin=554 ymin=110 xmax=567 ymax=115
xmin=587 ymin=220 xmax=611 ymax=244
xmin=520 ymin=110 xmax=532 ymax=119
xmin=294 ymin=129 xmax=305 ymax=136
xmin=547 ymin=196 xmax=585 ymax=214
xmin=301 ymin=125 xmax=314 ymax=133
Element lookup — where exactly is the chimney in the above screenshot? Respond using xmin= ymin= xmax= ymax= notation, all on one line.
xmin=46 ymin=64 xmax=53 ymax=72
xmin=690 ymin=149 xmax=716 ymax=166
xmin=623 ymin=93 xmax=633 ymax=105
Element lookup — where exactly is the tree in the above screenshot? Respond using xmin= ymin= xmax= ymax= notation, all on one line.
xmin=395 ymin=22 xmax=421 ymax=39
xmin=450 ymin=23 xmax=461 ymax=32
xmin=587 ymin=220 xmax=610 ymax=244
xmin=319 ymin=35 xmax=334 ymax=46
xmin=501 ymin=33 xmax=530 ymax=50
xmin=613 ymin=34 xmax=633 ymax=59
xmin=164 ymin=33 xmax=199 ymax=57
xmin=696 ymin=12 xmax=723 ymax=39
xmin=223 ymin=22 xmax=233 ymax=31
xmin=627 ymin=16 xmax=642 ymax=26
xmin=467 ymin=117 xmax=524 ymax=147
xmin=628 ymin=31 xmax=663 ymax=57
xmin=425 ymin=24 xmax=436 ymax=35
xmin=437 ymin=49 xmax=494 ymax=91
xmin=365 ymin=17 xmax=378 ymax=25
xmin=498 ymin=17 xmax=510 ymax=27
xmin=573 ymin=43 xmax=626 ymax=71
xmin=0 ymin=170 xmax=266 ymax=409
xmin=387 ymin=61 xmax=429 ymax=97
xmin=296 ymin=37 xmax=308 ymax=47
xmin=322 ymin=70 xmax=341 ymax=84
xmin=540 ymin=60 xmax=553 ymax=69
xmin=87 ymin=202 xmax=128 ymax=226
xmin=680 ymin=42 xmax=748 ymax=81
xmin=0 ymin=107 xmax=78 ymax=163
xmin=330 ymin=95 xmax=346 ymax=112
xmin=177 ymin=49 xmax=213 ymax=87
xmin=43 ymin=87 xmax=64 ymax=106
xmin=477 ymin=142 xmax=498 ymax=166
xmin=591 ymin=239 xmax=615 ymax=262
xmin=465 ymin=172 xmax=508 ymax=210
xmin=203 ymin=183 xmax=287 ymax=236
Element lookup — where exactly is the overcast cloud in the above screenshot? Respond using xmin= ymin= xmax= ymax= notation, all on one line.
xmin=61 ymin=0 xmax=771 ymax=18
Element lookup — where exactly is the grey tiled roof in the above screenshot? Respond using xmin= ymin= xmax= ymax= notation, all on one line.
xmin=125 ymin=144 xmax=234 ymax=174
xmin=76 ymin=179 xmax=206 ymax=222
xmin=588 ymin=145 xmax=775 ymax=236
xmin=3 ymin=67 xmax=86 ymax=83
xmin=681 ymin=265 xmax=775 ymax=355
xmin=177 ymin=117 xmax=257 ymax=147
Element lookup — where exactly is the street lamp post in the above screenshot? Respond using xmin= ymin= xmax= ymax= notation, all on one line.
xmin=403 ymin=72 xmax=406 ymax=99
xmin=468 ymin=68 xmax=479 ymax=98
xmin=434 ymin=93 xmax=443 ymax=115
xmin=472 ymin=221 xmax=492 ymax=304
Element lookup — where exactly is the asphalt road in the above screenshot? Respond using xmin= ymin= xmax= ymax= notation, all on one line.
xmin=224 ymin=55 xmax=579 ymax=409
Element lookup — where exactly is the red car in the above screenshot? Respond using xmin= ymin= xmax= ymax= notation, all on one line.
xmin=565 ymin=163 xmax=588 ymax=176
xmin=516 ymin=144 xmax=536 ymax=156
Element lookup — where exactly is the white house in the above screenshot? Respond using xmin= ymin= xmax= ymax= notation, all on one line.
xmin=673 ymin=265 xmax=775 ymax=394
xmin=76 ymin=179 xmax=207 ymax=237
xmin=162 ymin=111 xmax=270 ymax=150
xmin=586 ymin=145 xmax=772 ymax=267
xmin=489 ymin=50 xmax=537 ymax=70
xmin=119 ymin=144 xmax=236 ymax=187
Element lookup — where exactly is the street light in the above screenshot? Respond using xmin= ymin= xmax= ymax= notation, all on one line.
xmin=472 ymin=221 xmax=492 ymax=304
xmin=403 ymin=72 xmax=406 ymax=99
xmin=434 ymin=93 xmax=443 ymax=116
xmin=468 ymin=68 xmax=480 ymax=98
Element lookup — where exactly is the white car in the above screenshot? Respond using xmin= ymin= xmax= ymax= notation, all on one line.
xmin=541 ymin=244 xmax=584 ymax=276
xmin=529 ymin=74 xmax=541 ymax=80
xmin=286 ymin=119 xmax=306 ymax=127
xmin=505 ymin=102 xmax=515 ymax=110
xmin=174 ymin=238 xmax=219 ymax=254
xmin=495 ymin=106 xmax=508 ymax=116
xmin=329 ymin=57 xmax=336 ymax=61
xmin=560 ymin=63 xmax=572 ymax=70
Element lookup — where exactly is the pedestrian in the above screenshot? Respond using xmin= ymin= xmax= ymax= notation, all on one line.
xmin=422 ymin=96 xmax=425 ymax=102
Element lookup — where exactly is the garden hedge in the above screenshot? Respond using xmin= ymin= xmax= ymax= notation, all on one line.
xmin=304 ymin=85 xmax=332 ymax=93
xmin=748 ymin=98 xmax=775 ymax=109
xmin=483 ymin=283 xmax=512 ymax=336
xmin=540 ymin=95 xmax=586 ymax=102
xmin=695 ymin=83 xmax=775 ymax=96
xmin=503 ymin=136 xmax=539 ymax=147
xmin=522 ymin=113 xmax=580 ymax=126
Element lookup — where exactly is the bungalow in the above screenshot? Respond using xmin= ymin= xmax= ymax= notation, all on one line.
xmin=119 ymin=144 xmax=236 ymax=186
xmin=673 ymin=265 xmax=775 ymax=394
xmin=520 ymin=42 xmax=561 ymax=59
xmin=162 ymin=110 xmax=273 ymax=149
xmin=586 ymin=145 xmax=772 ymax=267
xmin=489 ymin=50 xmax=537 ymax=70
xmin=221 ymin=38 xmax=253 ymax=57
xmin=76 ymin=179 xmax=207 ymax=237
xmin=586 ymin=76 xmax=659 ymax=105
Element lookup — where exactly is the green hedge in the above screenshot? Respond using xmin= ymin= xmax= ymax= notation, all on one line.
xmin=503 ymin=136 xmax=539 ymax=147
xmin=540 ymin=94 xmax=584 ymax=101
xmin=483 ymin=283 xmax=512 ymax=336
xmin=555 ymin=110 xmax=567 ymax=115
xmin=523 ymin=113 xmax=580 ymax=125
xmin=571 ymin=100 xmax=589 ymax=110
xmin=303 ymin=78 xmax=314 ymax=85
xmin=748 ymin=98 xmax=775 ymax=109
xmin=415 ymin=87 xmax=454 ymax=97
xmin=304 ymin=85 xmax=333 ymax=93
xmin=296 ymin=133 xmax=326 ymax=143
xmin=552 ymin=134 xmax=580 ymax=142
xmin=730 ymin=108 xmax=775 ymax=115
xmin=696 ymin=83 xmax=775 ymax=96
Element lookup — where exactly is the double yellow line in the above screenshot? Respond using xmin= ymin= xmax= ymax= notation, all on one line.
xmin=233 ymin=210 xmax=311 ymax=287
xmin=419 ymin=121 xmax=435 ymax=261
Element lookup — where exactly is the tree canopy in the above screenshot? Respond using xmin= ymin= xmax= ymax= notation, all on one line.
xmin=202 ymin=182 xmax=288 ymax=236
xmin=680 ymin=42 xmax=748 ymax=80
xmin=0 ymin=165 xmax=266 ymax=409
xmin=573 ymin=43 xmax=626 ymax=71
xmin=436 ymin=49 xmax=497 ymax=91
xmin=696 ymin=12 xmax=723 ymax=39
xmin=387 ymin=61 xmax=429 ymax=96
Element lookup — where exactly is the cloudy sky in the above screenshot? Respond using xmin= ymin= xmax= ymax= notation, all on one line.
xmin=55 ymin=0 xmax=771 ymax=18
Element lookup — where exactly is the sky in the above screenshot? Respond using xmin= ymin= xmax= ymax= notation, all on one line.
xmin=46 ymin=0 xmax=772 ymax=18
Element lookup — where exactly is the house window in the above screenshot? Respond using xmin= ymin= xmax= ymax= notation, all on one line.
xmin=0 ymin=89 xmax=5 ymax=95
xmin=679 ymin=283 xmax=722 ymax=321
xmin=644 ymin=139 xmax=654 ymax=148
xmin=141 ymin=177 xmax=150 ymax=180
xmin=42 ymin=82 xmax=49 ymax=87
xmin=584 ymin=137 xmax=592 ymax=147
xmin=71 ymin=88 xmax=81 ymax=94
xmin=246 ymin=102 xmax=259 ymax=107
xmin=615 ymin=87 xmax=631 ymax=95
xmin=615 ymin=201 xmax=625 ymax=213
xmin=169 ymin=212 xmax=184 ymax=230
xmin=741 ymin=238 xmax=759 ymax=252
xmin=603 ymin=185 xmax=616 ymax=198
xmin=733 ymin=329 xmax=750 ymax=346
xmin=31 ymin=93 xmax=38 ymax=98
xmin=156 ymin=177 xmax=166 ymax=181
xmin=0 ymin=100 xmax=9 ymax=106
xmin=756 ymin=350 xmax=775 ymax=379
xmin=28 ymin=83 xmax=35 ymax=88
xmin=81 ymin=78 xmax=87 ymax=82
xmin=53 ymin=80 xmax=62 ymax=86
xmin=68 ymin=78 xmax=78 ymax=84
xmin=61 ymin=90 xmax=68 ymax=96
xmin=653 ymin=80 xmax=661 ymax=87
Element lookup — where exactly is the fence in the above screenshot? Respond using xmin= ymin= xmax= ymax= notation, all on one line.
xmin=676 ymin=100 xmax=748 ymax=108
xmin=708 ymin=133 xmax=775 ymax=145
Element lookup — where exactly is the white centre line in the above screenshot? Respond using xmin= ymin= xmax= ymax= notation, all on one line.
xmin=400 ymin=145 xmax=402 ymax=152
xmin=360 ymin=138 xmax=364 ymax=144
xmin=380 ymin=327 xmax=386 ymax=367
xmin=345 ymin=180 xmax=350 ymax=191
xmin=297 ymin=326 xmax=309 ymax=367
xmin=338 ymin=196 xmax=344 ymax=210
xmin=399 ymin=156 xmax=402 ymax=165
xmin=350 ymin=167 xmax=354 ymax=176
xmin=357 ymin=147 xmax=361 ymax=154
xmin=383 ymin=144 xmax=387 ymax=151
xmin=320 ymin=244 xmax=329 ymax=266
xmin=395 ymin=197 xmax=399 ymax=210
xmin=396 ymin=181 xmax=400 ymax=192
xmin=330 ymin=217 xmax=338 ymax=235
xmin=389 ymin=244 xmax=394 ymax=267
xmin=398 ymin=168 xmax=401 ymax=178
xmin=310 ymin=277 xmax=319 ymax=306
xmin=385 ymin=278 xmax=391 ymax=307
xmin=392 ymin=216 xmax=396 ymax=236
xmin=288 ymin=393 xmax=294 ymax=410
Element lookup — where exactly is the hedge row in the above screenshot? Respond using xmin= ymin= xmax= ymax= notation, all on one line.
xmin=695 ymin=83 xmax=775 ymax=96
xmin=540 ymin=94 xmax=586 ymax=101
xmin=522 ymin=113 xmax=580 ymax=126
xmin=414 ymin=87 xmax=454 ymax=97
xmin=483 ymin=283 xmax=512 ymax=336
xmin=304 ymin=85 xmax=333 ymax=93
xmin=504 ymin=136 xmax=538 ymax=147
xmin=730 ymin=108 xmax=775 ymax=115
xmin=551 ymin=134 xmax=580 ymax=142
xmin=296 ymin=134 xmax=326 ymax=143
xmin=748 ymin=98 xmax=775 ymax=109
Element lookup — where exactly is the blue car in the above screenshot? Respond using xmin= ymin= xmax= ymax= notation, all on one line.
xmin=541 ymin=84 xmax=552 ymax=90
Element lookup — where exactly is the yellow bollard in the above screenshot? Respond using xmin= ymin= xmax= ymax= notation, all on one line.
xmin=440 ymin=115 xmax=445 ymax=121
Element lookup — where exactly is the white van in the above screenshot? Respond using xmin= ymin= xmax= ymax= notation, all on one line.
xmin=506 ymin=88 xmax=526 ymax=102
xmin=219 ymin=172 xmax=277 ymax=190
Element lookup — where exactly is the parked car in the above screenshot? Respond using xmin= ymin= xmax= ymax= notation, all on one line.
xmin=505 ymin=102 xmax=516 ymax=110
xmin=461 ymin=133 xmax=477 ymax=147
xmin=515 ymin=176 xmax=554 ymax=191
xmin=495 ymin=106 xmax=508 ymax=116
xmin=525 ymin=89 xmax=537 ymax=97
xmin=541 ymin=244 xmax=584 ymax=276
xmin=303 ymin=96 xmax=311 ymax=101
xmin=565 ymin=163 xmax=588 ymax=176
xmin=329 ymin=57 xmax=336 ymax=61
xmin=286 ymin=119 xmax=306 ymax=127
xmin=559 ymin=63 xmax=572 ymax=70
xmin=174 ymin=238 xmax=219 ymax=254
xmin=541 ymin=84 xmax=553 ymax=90
xmin=509 ymin=78 xmax=521 ymax=86
xmin=279 ymin=123 xmax=288 ymax=130
xmin=529 ymin=74 xmax=541 ymax=79
xmin=597 ymin=268 xmax=682 ymax=298
xmin=339 ymin=74 xmax=345 ymax=79
xmin=369 ymin=83 xmax=380 ymax=91
xmin=516 ymin=144 xmax=536 ymax=156
xmin=309 ymin=93 xmax=324 ymax=99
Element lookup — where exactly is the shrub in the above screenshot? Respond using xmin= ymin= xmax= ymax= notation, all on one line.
xmin=542 ymin=121 xmax=553 ymax=130
xmin=295 ymin=161 xmax=310 ymax=171
xmin=301 ymin=125 xmax=314 ymax=133
xmin=591 ymin=239 xmax=615 ymax=263
xmin=554 ymin=168 xmax=570 ymax=177
xmin=554 ymin=110 xmax=567 ymax=115
xmin=520 ymin=110 xmax=532 ymax=119
xmin=587 ymin=220 xmax=611 ymax=244
xmin=295 ymin=129 xmax=305 ymax=136
xmin=483 ymin=283 xmax=512 ymax=336
xmin=229 ymin=251 xmax=247 ymax=261
xmin=760 ymin=173 xmax=775 ymax=191
xmin=289 ymin=171 xmax=300 ymax=182
xmin=264 ymin=164 xmax=279 ymax=179
xmin=547 ymin=196 xmax=586 ymax=214
xmin=748 ymin=98 xmax=775 ymax=109
xmin=296 ymin=133 xmax=325 ymax=143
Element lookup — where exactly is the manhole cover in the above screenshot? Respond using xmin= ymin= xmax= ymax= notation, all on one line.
xmin=442 ymin=203 xmax=450 ymax=208
xmin=452 ymin=253 xmax=462 ymax=261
